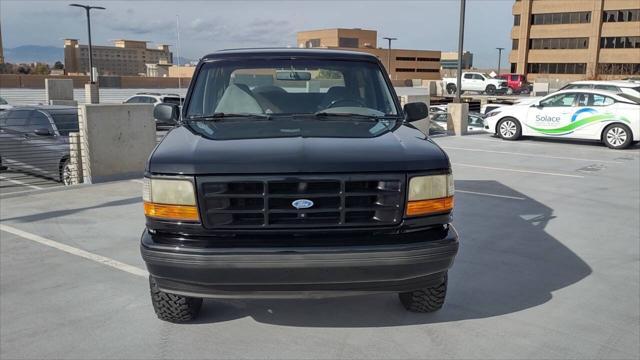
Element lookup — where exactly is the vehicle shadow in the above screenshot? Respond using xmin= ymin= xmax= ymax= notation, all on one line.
xmin=193 ymin=180 xmax=592 ymax=327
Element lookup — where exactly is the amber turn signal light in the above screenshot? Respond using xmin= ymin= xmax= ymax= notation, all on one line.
xmin=144 ymin=202 xmax=200 ymax=222
xmin=406 ymin=196 xmax=454 ymax=217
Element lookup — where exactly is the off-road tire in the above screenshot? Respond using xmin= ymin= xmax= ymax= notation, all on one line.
xmin=398 ymin=273 xmax=447 ymax=313
xmin=602 ymin=124 xmax=633 ymax=149
xmin=59 ymin=158 xmax=72 ymax=185
xmin=446 ymin=84 xmax=457 ymax=95
xmin=497 ymin=117 xmax=522 ymax=140
xmin=485 ymin=84 xmax=496 ymax=95
xmin=149 ymin=276 xmax=203 ymax=323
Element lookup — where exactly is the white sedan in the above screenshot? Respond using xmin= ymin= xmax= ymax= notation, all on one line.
xmin=483 ymin=89 xmax=640 ymax=149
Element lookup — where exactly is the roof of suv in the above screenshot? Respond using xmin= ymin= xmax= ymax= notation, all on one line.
xmin=202 ymin=48 xmax=379 ymax=61
xmin=568 ymin=80 xmax=639 ymax=88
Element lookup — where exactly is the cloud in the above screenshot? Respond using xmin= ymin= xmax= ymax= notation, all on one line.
xmin=184 ymin=17 xmax=295 ymax=48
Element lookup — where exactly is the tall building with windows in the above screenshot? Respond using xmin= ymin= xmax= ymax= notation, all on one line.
xmin=510 ymin=0 xmax=640 ymax=80
xmin=296 ymin=28 xmax=441 ymax=81
xmin=64 ymin=39 xmax=172 ymax=76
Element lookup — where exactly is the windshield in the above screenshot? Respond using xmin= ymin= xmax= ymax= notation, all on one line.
xmin=617 ymin=93 xmax=640 ymax=104
xmin=49 ymin=110 xmax=79 ymax=136
xmin=186 ymin=59 xmax=399 ymax=118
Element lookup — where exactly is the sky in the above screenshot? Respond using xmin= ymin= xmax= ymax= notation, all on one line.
xmin=0 ymin=0 xmax=514 ymax=68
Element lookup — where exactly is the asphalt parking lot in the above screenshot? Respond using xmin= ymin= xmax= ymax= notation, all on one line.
xmin=1 ymin=134 xmax=639 ymax=359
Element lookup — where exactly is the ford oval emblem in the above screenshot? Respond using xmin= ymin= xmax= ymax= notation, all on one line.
xmin=292 ymin=199 xmax=314 ymax=209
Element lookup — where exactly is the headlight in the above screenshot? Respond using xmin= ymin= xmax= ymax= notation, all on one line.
xmin=406 ymin=174 xmax=454 ymax=217
xmin=142 ymin=177 xmax=199 ymax=222
xmin=485 ymin=110 xmax=501 ymax=118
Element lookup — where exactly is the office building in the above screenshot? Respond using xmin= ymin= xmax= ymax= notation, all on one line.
xmin=297 ymin=28 xmax=441 ymax=81
xmin=64 ymin=39 xmax=172 ymax=76
xmin=510 ymin=0 xmax=640 ymax=80
xmin=440 ymin=51 xmax=474 ymax=70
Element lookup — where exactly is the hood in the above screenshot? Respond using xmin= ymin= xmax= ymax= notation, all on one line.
xmin=148 ymin=124 xmax=450 ymax=174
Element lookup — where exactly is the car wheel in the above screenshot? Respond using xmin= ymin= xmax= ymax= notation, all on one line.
xmin=485 ymin=85 xmax=496 ymax=95
xmin=602 ymin=124 xmax=633 ymax=149
xmin=398 ymin=273 xmax=447 ymax=313
xmin=506 ymin=87 xmax=513 ymax=95
xmin=149 ymin=276 xmax=202 ymax=323
xmin=59 ymin=159 xmax=73 ymax=185
xmin=447 ymin=84 xmax=458 ymax=95
xmin=498 ymin=117 xmax=521 ymax=140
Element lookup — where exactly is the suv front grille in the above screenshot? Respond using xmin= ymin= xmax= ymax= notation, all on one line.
xmin=197 ymin=175 xmax=405 ymax=229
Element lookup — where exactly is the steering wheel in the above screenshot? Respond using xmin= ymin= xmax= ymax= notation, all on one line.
xmin=326 ymin=98 xmax=367 ymax=109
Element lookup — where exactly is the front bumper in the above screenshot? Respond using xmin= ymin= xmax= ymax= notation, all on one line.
xmin=140 ymin=226 xmax=459 ymax=298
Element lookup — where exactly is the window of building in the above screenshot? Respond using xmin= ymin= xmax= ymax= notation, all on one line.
xmin=305 ymin=38 xmax=321 ymax=48
xmin=416 ymin=68 xmax=439 ymax=72
xmin=338 ymin=37 xmax=359 ymax=48
xmin=600 ymin=36 xmax=640 ymax=49
xmin=527 ymin=63 xmax=587 ymax=74
xmin=597 ymin=63 xmax=640 ymax=75
xmin=532 ymin=11 xmax=591 ymax=25
xmin=396 ymin=68 xmax=415 ymax=72
xmin=417 ymin=57 xmax=439 ymax=61
xmin=514 ymin=15 xmax=521 ymax=26
xmin=529 ymin=37 xmax=589 ymax=49
xmin=510 ymin=63 xmax=517 ymax=73
xmin=603 ymin=9 xmax=640 ymax=22
xmin=512 ymin=39 xmax=519 ymax=50
xmin=395 ymin=56 xmax=416 ymax=61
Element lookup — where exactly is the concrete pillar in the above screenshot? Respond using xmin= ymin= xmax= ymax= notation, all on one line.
xmin=78 ymin=104 xmax=155 ymax=183
xmin=45 ymin=78 xmax=75 ymax=106
xmin=84 ymin=83 xmax=99 ymax=104
xmin=447 ymin=103 xmax=469 ymax=136
xmin=68 ymin=132 xmax=83 ymax=184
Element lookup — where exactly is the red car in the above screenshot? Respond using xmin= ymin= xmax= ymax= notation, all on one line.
xmin=498 ymin=74 xmax=531 ymax=94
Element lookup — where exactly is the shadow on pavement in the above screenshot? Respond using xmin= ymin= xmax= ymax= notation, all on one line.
xmin=194 ymin=180 xmax=592 ymax=327
xmin=2 ymin=196 xmax=141 ymax=223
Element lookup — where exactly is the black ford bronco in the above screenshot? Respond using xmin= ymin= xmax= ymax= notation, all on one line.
xmin=141 ymin=49 xmax=458 ymax=322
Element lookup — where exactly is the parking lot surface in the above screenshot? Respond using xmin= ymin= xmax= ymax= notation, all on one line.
xmin=1 ymin=134 xmax=639 ymax=359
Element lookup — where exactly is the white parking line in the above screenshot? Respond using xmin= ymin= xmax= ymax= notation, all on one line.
xmin=0 ymin=224 xmax=148 ymax=278
xmin=0 ymin=175 xmax=43 ymax=190
xmin=130 ymin=179 xmax=144 ymax=184
xmin=456 ymin=190 xmax=526 ymax=200
xmin=442 ymin=146 xmax=623 ymax=164
xmin=452 ymin=163 xmax=585 ymax=178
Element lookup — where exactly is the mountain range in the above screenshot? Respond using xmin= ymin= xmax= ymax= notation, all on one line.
xmin=3 ymin=45 xmax=194 ymax=65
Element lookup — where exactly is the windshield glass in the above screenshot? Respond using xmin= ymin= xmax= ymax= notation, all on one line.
xmin=617 ymin=93 xmax=640 ymax=104
xmin=185 ymin=59 xmax=399 ymax=118
xmin=163 ymin=97 xmax=183 ymax=105
xmin=49 ymin=110 xmax=79 ymax=136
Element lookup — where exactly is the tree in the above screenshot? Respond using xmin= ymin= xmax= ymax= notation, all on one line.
xmin=33 ymin=63 xmax=50 ymax=75
xmin=17 ymin=65 xmax=31 ymax=74
xmin=53 ymin=61 xmax=64 ymax=70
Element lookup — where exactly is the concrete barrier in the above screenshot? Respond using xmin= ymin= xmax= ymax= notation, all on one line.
xmin=447 ymin=103 xmax=469 ymax=136
xmin=78 ymin=104 xmax=155 ymax=183
xmin=45 ymin=79 xmax=74 ymax=104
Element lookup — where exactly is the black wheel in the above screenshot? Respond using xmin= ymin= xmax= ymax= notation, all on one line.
xmin=485 ymin=84 xmax=496 ymax=95
xmin=497 ymin=117 xmax=522 ymax=140
xmin=446 ymin=84 xmax=457 ymax=95
xmin=399 ymin=273 xmax=447 ymax=313
xmin=59 ymin=159 xmax=73 ymax=185
xmin=602 ymin=124 xmax=633 ymax=149
xmin=150 ymin=276 xmax=202 ymax=323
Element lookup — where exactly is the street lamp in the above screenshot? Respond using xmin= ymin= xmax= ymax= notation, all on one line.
xmin=455 ymin=0 xmax=466 ymax=102
xmin=382 ymin=37 xmax=397 ymax=80
xmin=496 ymin=47 xmax=504 ymax=76
xmin=69 ymin=3 xmax=105 ymax=83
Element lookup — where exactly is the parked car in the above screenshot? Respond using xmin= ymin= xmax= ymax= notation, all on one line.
xmin=442 ymin=72 xmax=508 ymax=95
xmin=559 ymin=80 xmax=640 ymax=98
xmin=0 ymin=96 xmax=12 ymax=111
xmin=497 ymin=73 xmax=531 ymax=94
xmin=140 ymin=48 xmax=459 ymax=323
xmin=123 ymin=93 xmax=184 ymax=128
xmin=430 ymin=111 xmax=485 ymax=132
xmin=483 ymin=89 xmax=639 ymax=149
xmin=0 ymin=106 xmax=78 ymax=183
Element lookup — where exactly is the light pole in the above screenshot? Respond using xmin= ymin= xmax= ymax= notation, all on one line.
xmin=496 ymin=47 xmax=504 ymax=76
xmin=455 ymin=0 xmax=466 ymax=102
xmin=382 ymin=37 xmax=397 ymax=80
xmin=69 ymin=3 xmax=105 ymax=83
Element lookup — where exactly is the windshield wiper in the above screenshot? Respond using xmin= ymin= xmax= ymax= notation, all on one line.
xmin=186 ymin=112 xmax=272 ymax=121
xmin=311 ymin=112 xmax=401 ymax=121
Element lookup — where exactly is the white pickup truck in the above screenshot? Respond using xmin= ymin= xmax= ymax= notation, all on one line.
xmin=442 ymin=72 xmax=508 ymax=95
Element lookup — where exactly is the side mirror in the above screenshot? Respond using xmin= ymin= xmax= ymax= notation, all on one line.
xmin=403 ymin=102 xmax=428 ymax=122
xmin=34 ymin=128 xmax=53 ymax=136
xmin=154 ymin=103 xmax=180 ymax=124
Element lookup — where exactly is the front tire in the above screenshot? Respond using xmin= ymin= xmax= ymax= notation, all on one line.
xmin=498 ymin=117 xmax=522 ymax=140
xmin=149 ymin=276 xmax=203 ymax=323
xmin=446 ymin=84 xmax=457 ymax=95
xmin=602 ymin=124 xmax=633 ymax=149
xmin=485 ymin=85 xmax=496 ymax=95
xmin=399 ymin=273 xmax=447 ymax=313
xmin=59 ymin=159 xmax=73 ymax=185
